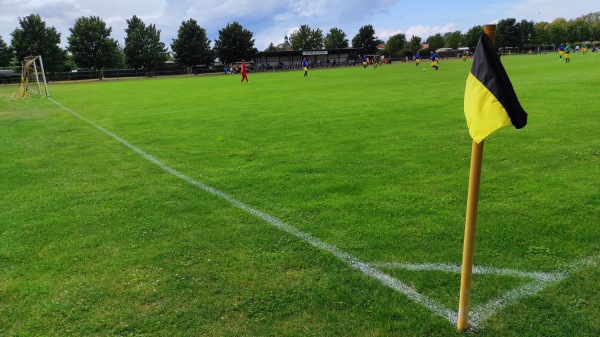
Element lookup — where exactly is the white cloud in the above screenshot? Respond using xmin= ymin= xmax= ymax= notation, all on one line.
xmin=254 ymin=27 xmax=289 ymax=51
xmin=1 ymin=0 xmax=598 ymax=51
xmin=405 ymin=23 xmax=456 ymax=40
xmin=375 ymin=28 xmax=403 ymax=42
xmin=491 ymin=0 xmax=595 ymax=23
xmin=185 ymin=0 xmax=287 ymax=28
xmin=0 ymin=0 xmax=170 ymax=45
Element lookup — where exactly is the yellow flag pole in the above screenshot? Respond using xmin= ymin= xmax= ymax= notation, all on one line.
xmin=457 ymin=138 xmax=484 ymax=331
xmin=457 ymin=24 xmax=496 ymax=332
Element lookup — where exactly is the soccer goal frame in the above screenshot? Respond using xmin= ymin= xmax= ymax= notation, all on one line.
xmin=14 ymin=55 xmax=49 ymax=98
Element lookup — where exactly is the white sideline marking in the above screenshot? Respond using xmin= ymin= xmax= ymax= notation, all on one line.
xmin=48 ymin=97 xmax=599 ymax=330
xmin=48 ymin=97 xmax=457 ymax=325
xmin=372 ymin=262 xmax=563 ymax=281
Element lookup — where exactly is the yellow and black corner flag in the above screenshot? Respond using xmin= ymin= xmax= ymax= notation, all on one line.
xmin=464 ymin=34 xmax=527 ymax=143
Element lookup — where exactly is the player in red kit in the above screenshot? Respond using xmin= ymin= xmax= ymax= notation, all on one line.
xmin=240 ymin=59 xmax=250 ymax=83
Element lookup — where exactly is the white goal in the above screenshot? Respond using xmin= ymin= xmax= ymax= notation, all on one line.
xmin=14 ymin=55 xmax=49 ymax=98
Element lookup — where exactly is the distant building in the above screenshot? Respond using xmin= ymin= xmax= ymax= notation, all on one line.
xmin=254 ymin=48 xmax=360 ymax=70
xmin=275 ymin=35 xmax=292 ymax=51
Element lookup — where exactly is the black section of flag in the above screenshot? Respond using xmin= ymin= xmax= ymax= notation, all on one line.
xmin=471 ymin=34 xmax=527 ymax=129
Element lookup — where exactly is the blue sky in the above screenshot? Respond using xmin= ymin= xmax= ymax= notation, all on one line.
xmin=0 ymin=0 xmax=597 ymax=51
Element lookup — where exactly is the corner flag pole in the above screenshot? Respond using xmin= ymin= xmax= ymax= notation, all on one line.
xmin=457 ymin=24 xmax=496 ymax=332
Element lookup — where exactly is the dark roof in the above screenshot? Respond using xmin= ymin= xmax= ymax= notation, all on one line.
xmin=256 ymin=48 xmax=360 ymax=57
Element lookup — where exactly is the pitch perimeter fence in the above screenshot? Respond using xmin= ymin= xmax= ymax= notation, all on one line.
xmin=0 ymin=66 xmax=219 ymax=85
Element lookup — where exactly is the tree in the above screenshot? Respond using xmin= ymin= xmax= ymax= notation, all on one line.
xmin=67 ymin=16 xmax=120 ymax=74
xmin=352 ymin=24 xmax=379 ymax=54
xmin=592 ymin=21 xmax=600 ymax=41
xmin=406 ymin=35 xmax=422 ymax=54
xmin=496 ymin=18 xmax=519 ymax=49
xmin=546 ymin=18 xmax=568 ymax=44
xmin=0 ymin=36 xmax=11 ymax=67
xmin=114 ymin=44 xmax=125 ymax=69
xmin=566 ymin=18 xmax=592 ymax=42
xmin=10 ymin=14 xmax=67 ymax=72
xmin=265 ymin=43 xmax=277 ymax=52
xmin=124 ymin=15 xmax=169 ymax=70
xmin=386 ymin=33 xmax=407 ymax=54
xmin=171 ymin=19 xmax=213 ymax=70
xmin=464 ymin=25 xmax=483 ymax=49
xmin=532 ymin=22 xmax=551 ymax=46
xmin=425 ymin=33 xmax=445 ymax=51
xmin=516 ymin=20 xmax=535 ymax=50
xmin=579 ymin=11 xmax=600 ymax=25
xmin=289 ymin=25 xmax=324 ymax=50
xmin=8 ymin=54 xmax=21 ymax=72
xmin=444 ymin=31 xmax=464 ymax=49
xmin=213 ymin=22 xmax=257 ymax=66
xmin=324 ymin=27 xmax=348 ymax=49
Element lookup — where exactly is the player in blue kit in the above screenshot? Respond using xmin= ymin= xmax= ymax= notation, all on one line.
xmin=302 ymin=56 xmax=308 ymax=77
xmin=430 ymin=51 xmax=439 ymax=70
xmin=557 ymin=43 xmax=565 ymax=59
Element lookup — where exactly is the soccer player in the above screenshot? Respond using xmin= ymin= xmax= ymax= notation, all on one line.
xmin=557 ymin=43 xmax=565 ymax=59
xmin=564 ymin=42 xmax=571 ymax=63
xmin=463 ymin=50 xmax=469 ymax=62
xmin=415 ymin=52 xmax=420 ymax=67
xmin=302 ymin=56 xmax=308 ymax=77
xmin=240 ymin=59 xmax=250 ymax=83
xmin=430 ymin=51 xmax=439 ymax=70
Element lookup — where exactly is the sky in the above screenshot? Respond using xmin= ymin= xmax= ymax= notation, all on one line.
xmin=0 ymin=0 xmax=597 ymax=51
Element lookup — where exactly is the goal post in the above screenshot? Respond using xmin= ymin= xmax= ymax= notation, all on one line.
xmin=14 ymin=55 xmax=49 ymax=99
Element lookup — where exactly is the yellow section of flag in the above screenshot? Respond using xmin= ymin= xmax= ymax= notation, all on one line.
xmin=463 ymin=33 xmax=527 ymax=143
xmin=464 ymin=73 xmax=512 ymax=143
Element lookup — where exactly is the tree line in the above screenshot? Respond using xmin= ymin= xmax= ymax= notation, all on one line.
xmin=0 ymin=12 xmax=598 ymax=74
xmin=0 ymin=14 xmax=257 ymax=74
xmin=383 ymin=14 xmax=600 ymax=58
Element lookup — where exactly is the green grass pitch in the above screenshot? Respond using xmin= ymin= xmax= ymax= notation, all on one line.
xmin=1 ymin=52 xmax=599 ymax=336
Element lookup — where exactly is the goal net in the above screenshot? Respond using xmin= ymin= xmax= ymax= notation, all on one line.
xmin=14 ymin=55 xmax=49 ymax=99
